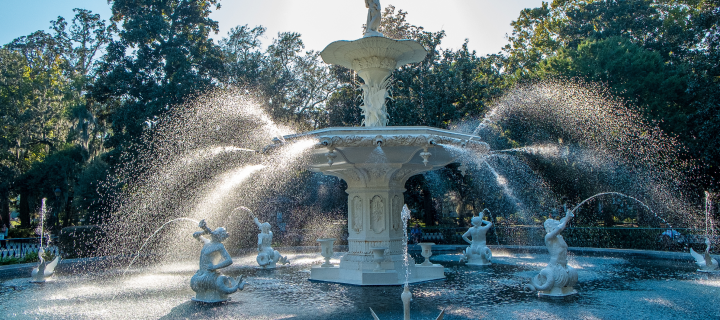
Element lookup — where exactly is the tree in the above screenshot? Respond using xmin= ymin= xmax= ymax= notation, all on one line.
xmin=91 ymin=0 xmax=224 ymax=168
xmin=50 ymin=9 xmax=116 ymax=158
xmin=2 ymin=33 xmax=71 ymax=228
xmin=220 ymin=26 xmax=339 ymax=130
xmin=1 ymin=9 xmax=114 ymax=229
xmin=502 ymin=0 xmax=710 ymax=80
xmin=687 ymin=0 xmax=720 ymax=185
xmin=15 ymin=146 xmax=84 ymax=232
xmin=220 ymin=24 xmax=266 ymax=89
xmin=537 ymin=36 xmax=693 ymax=134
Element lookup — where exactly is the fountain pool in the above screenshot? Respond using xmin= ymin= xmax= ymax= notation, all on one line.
xmin=1 ymin=248 xmax=718 ymax=319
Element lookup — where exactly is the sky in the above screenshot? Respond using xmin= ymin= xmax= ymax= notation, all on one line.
xmin=0 ymin=0 xmax=545 ymax=56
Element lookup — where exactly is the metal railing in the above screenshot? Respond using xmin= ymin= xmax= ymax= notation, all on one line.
xmin=410 ymin=226 xmax=712 ymax=252
xmin=0 ymin=238 xmax=60 ymax=260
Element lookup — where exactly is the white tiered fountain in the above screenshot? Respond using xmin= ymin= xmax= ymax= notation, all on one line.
xmin=266 ymin=1 xmax=489 ymax=286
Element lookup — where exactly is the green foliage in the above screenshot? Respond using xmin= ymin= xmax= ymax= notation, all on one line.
xmin=0 ymin=251 xmax=40 ymax=266
xmin=220 ymin=26 xmax=338 ymax=130
xmin=502 ymin=0 xmax=720 ymax=189
xmin=1 ymin=1 xmax=719 ymax=246
xmin=73 ymin=158 xmax=112 ymax=224
xmin=537 ymin=37 xmax=693 ymax=134
xmin=7 ymin=228 xmax=36 ymax=238
xmin=91 ymin=0 xmax=224 ymax=166
xmin=58 ymin=225 xmax=106 ymax=258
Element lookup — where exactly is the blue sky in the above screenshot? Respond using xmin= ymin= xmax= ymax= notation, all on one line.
xmin=0 ymin=1 xmax=544 ymax=55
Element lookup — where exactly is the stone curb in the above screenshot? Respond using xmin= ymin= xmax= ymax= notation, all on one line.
xmin=1 ymin=245 xmax=694 ymax=279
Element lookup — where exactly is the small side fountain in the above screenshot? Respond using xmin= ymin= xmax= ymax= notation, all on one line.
xmin=252 ymin=213 xmax=289 ymax=268
xmin=190 ymin=220 xmax=246 ymax=303
xmin=30 ymin=198 xmax=60 ymax=284
xmin=690 ymin=237 xmax=719 ymax=272
xmin=30 ymin=247 xmax=60 ymax=283
xmin=524 ymin=209 xmax=578 ymax=297
xmin=460 ymin=212 xmax=493 ymax=266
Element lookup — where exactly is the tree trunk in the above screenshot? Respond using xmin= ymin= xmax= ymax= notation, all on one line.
xmin=19 ymin=191 xmax=30 ymax=229
xmin=422 ymin=187 xmax=436 ymax=226
xmin=0 ymin=188 xmax=9 ymax=228
xmin=63 ymin=195 xmax=74 ymax=228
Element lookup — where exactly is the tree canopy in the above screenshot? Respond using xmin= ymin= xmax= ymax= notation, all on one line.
xmin=1 ymin=1 xmax=718 ymax=231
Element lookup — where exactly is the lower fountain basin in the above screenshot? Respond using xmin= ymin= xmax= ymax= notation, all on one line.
xmin=1 ymin=247 xmax=717 ymax=319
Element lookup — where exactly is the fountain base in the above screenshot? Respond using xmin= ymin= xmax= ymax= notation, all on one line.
xmin=279 ymin=127 xmax=487 ymax=286
xmin=310 ymin=259 xmax=444 ymax=286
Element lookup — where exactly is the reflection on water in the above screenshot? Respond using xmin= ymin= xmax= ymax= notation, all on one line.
xmin=1 ymin=251 xmax=718 ymax=319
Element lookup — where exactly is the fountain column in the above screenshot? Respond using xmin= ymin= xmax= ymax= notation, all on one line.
xmin=311 ymin=160 xmax=440 ymax=285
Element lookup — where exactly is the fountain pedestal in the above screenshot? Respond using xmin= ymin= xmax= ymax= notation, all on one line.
xmin=295 ymin=127 xmax=488 ymax=285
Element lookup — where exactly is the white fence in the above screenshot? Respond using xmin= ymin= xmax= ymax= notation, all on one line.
xmin=422 ymin=232 xmax=445 ymax=242
xmin=1 ymin=240 xmax=60 ymax=260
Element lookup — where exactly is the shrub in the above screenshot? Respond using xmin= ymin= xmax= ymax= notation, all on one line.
xmin=8 ymin=228 xmax=36 ymax=238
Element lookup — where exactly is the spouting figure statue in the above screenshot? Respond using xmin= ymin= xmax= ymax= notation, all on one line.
xmin=252 ymin=213 xmax=289 ymax=268
xmin=30 ymin=247 xmax=60 ymax=283
xmin=524 ymin=209 xmax=578 ymax=297
xmin=191 ymin=219 xmax=246 ymax=303
xmin=690 ymin=237 xmax=718 ymax=272
xmin=460 ymin=214 xmax=493 ymax=266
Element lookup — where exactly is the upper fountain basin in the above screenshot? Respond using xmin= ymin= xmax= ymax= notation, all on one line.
xmin=272 ymin=127 xmax=489 ymax=187
xmin=320 ymin=37 xmax=427 ymax=73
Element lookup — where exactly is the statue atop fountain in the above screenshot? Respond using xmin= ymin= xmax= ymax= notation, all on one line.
xmin=364 ymin=0 xmax=383 ymax=38
xmin=191 ymin=219 xmax=246 ymax=303
xmin=252 ymin=213 xmax=289 ymax=268
xmin=524 ymin=209 xmax=578 ymax=297
xmin=460 ymin=214 xmax=493 ymax=266
xmin=690 ymin=237 xmax=718 ymax=272
xmin=30 ymin=247 xmax=60 ymax=283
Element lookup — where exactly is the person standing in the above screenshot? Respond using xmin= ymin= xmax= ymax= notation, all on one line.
xmin=410 ymin=223 xmax=422 ymax=244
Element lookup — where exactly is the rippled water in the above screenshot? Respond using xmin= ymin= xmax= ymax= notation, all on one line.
xmin=1 ymin=250 xmax=718 ymax=319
